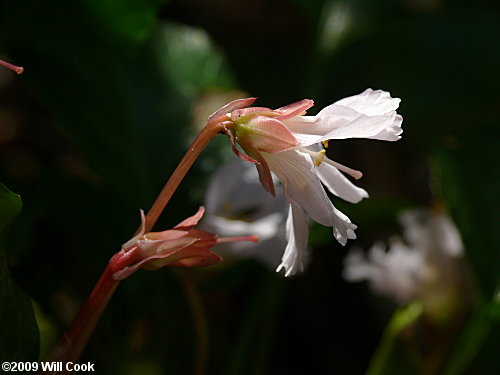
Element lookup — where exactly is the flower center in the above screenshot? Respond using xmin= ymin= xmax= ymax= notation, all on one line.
xmin=303 ymin=148 xmax=326 ymax=166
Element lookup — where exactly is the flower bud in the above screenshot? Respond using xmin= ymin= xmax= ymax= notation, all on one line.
xmin=110 ymin=207 xmax=258 ymax=280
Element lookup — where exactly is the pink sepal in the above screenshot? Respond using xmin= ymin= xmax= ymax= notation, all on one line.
xmin=121 ymin=210 xmax=146 ymax=249
xmin=275 ymin=99 xmax=314 ymax=120
xmin=230 ymin=107 xmax=274 ymax=119
xmin=174 ymin=206 xmax=205 ymax=228
xmin=239 ymin=116 xmax=298 ymax=153
xmin=112 ymin=243 xmax=223 ymax=280
xmin=252 ymin=150 xmax=276 ymax=197
xmin=208 ymin=97 xmax=257 ymax=122
xmin=224 ymin=126 xmax=259 ymax=164
xmin=143 ymin=246 xmax=223 ymax=269
xmin=113 ymin=207 xmax=257 ymax=280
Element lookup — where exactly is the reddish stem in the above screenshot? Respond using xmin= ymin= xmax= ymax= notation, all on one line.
xmin=143 ymin=118 xmax=226 ymax=232
xmin=42 ymin=116 xmax=228 ymax=371
xmin=41 ymin=267 xmax=119 ymax=374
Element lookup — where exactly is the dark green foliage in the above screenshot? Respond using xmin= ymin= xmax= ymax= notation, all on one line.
xmin=0 ymin=183 xmax=39 ymax=361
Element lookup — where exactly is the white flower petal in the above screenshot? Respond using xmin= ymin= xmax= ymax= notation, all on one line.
xmin=331 ymin=205 xmax=357 ymax=246
xmin=204 ymin=213 xmax=283 ymax=241
xmin=263 ymin=150 xmax=334 ymax=224
xmin=277 ymin=202 xmax=309 ymax=276
xmin=316 ymin=110 xmax=402 ymax=142
xmin=343 ymin=247 xmax=376 ymax=281
xmin=371 ymin=239 xmax=425 ymax=302
xmin=316 ymin=159 xmax=369 ymax=203
xmin=344 ymin=240 xmax=425 ymax=303
xmin=343 ymin=209 xmax=464 ymax=305
xmin=283 ymin=89 xmax=403 ymax=146
xmin=333 ymin=88 xmax=401 ymax=115
xmin=264 ymin=149 xmax=357 ymax=246
xmin=432 ymin=214 xmax=464 ymax=257
xmin=400 ymin=209 xmax=464 ymax=257
xmin=399 ymin=210 xmax=428 ymax=250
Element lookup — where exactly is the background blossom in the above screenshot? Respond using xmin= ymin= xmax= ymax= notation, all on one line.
xmin=343 ymin=208 xmax=469 ymax=322
xmin=202 ymin=158 xmax=289 ymax=268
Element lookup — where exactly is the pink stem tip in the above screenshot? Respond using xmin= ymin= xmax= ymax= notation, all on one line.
xmin=0 ymin=59 xmax=24 ymax=74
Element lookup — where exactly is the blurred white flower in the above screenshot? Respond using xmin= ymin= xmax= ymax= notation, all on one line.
xmin=343 ymin=209 xmax=466 ymax=322
xmin=344 ymin=240 xmax=426 ymax=303
xmin=201 ymin=158 xmax=290 ymax=268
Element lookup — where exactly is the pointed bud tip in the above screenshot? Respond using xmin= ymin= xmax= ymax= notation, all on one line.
xmin=248 ymin=235 xmax=259 ymax=243
xmin=276 ymin=99 xmax=315 ymax=119
xmin=208 ymin=97 xmax=258 ymax=122
xmin=0 ymin=59 xmax=24 ymax=75
xmin=218 ymin=234 xmax=259 ymax=243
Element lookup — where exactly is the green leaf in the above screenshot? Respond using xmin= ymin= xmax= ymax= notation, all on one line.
xmin=83 ymin=0 xmax=166 ymax=49
xmin=0 ymin=183 xmax=39 ymax=362
xmin=442 ymin=297 xmax=500 ymax=375
xmin=366 ymin=302 xmax=423 ymax=375
xmin=0 ymin=183 xmax=22 ymax=234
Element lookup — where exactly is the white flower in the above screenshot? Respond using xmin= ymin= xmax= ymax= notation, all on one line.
xmin=220 ymin=89 xmax=402 ymax=276
xmin=344 ymin=240 xmax=426 ymax=303
xmin=343 ymin=209 xmax=465 ymax=320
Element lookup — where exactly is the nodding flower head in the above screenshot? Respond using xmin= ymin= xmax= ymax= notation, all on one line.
xmin=213 ymin=89 xmax=402 ymax=276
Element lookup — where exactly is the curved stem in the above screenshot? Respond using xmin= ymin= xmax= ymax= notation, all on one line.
xmin=144 ymin=120 xmax=225 ymax=232
xmin=41 ymin=267 xmax=119 ymax=374
xmin=42 ymin=118 xmax=226 ymax=371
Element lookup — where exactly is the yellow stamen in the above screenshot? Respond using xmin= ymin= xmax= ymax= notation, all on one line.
xmin=322 ymin=140 xmax=329 ymax=149
xmin=314 ymin=149 xmax=326 ymax=166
